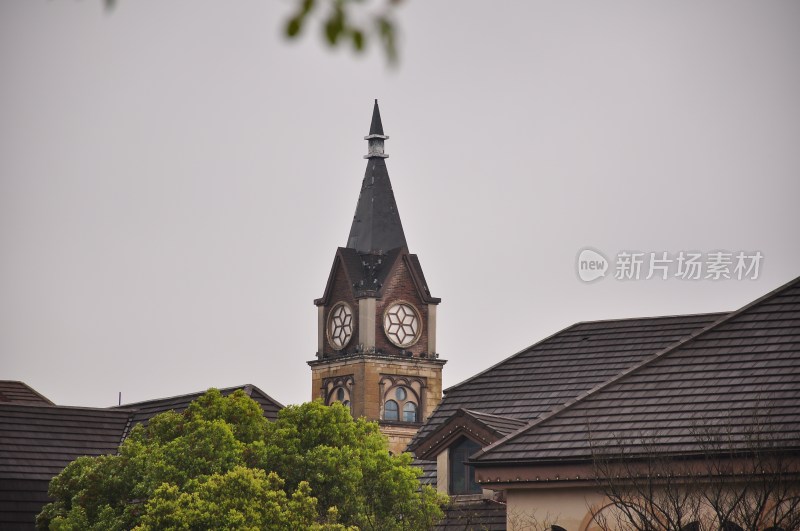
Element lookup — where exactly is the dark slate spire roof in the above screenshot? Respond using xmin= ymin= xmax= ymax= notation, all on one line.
xmin=368 ymin=99 xmax=384 ymax=135
xmin=346 ymin=101 xmax=408 ymax=253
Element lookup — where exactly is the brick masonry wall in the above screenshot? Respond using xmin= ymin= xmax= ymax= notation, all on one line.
xmin=321 ymin=259 xmax=359 ymax=358
xmin=375 ymin=257 xmax=430 ymax=358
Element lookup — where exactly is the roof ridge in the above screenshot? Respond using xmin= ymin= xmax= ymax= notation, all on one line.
xmin=244 ymin=383 xmax=285 ymax=409
xmin=444 ymin=312 xmax=729 ymax=394
xmin=0 ymin=402 xmax=136 ymax=413
xmin=113 ymin=384 xmax=258 ymax=408
xmin=572 ymin=311 xmax=729 ymax=326
xmin=472 ymin=274 xmax=800 ymax=462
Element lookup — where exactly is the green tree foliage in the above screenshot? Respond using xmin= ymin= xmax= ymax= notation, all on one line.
xmin=283 ymin=0 xmax=399 ymax=64
xmin=102 ymin=0 xmax=401 ymax=65
xmin=37 ymin=390 xmax=446 ymax=530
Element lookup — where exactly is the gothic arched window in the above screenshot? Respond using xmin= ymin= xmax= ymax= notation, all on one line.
xmin=379 ymin=377 xmax=424 ymax=424
xmin=403 ymin=401 xmax=418 ymax=422
xmin=327 ymin=386 xmax=352 ymax=412
xmin=323 ymin=376 xmax=354 ymax=415
xmin=382 ymin=386 xmax=419 ymax=422
xmin=384 ymin=399 xmax=399 ymax=420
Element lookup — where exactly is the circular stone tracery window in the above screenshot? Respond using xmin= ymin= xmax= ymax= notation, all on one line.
xmin=327 ymin=302 xmax=354 ymax=350
xmin=383 ymin=301 xmax=421 ymax=348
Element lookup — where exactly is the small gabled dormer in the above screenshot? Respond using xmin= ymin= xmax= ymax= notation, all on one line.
xmin=411 ymin=408 xmax=527 ymax=498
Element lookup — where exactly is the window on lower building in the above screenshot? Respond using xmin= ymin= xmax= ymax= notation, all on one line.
xmin=449 ymin=437 xmax=482 ymax=495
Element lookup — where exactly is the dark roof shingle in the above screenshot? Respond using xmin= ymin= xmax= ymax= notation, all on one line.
xmin=435 ymin=499 xmax=507 ymax=531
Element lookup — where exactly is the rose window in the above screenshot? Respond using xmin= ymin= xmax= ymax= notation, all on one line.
xmin=383 ymin=302 xmax=421 ymax=348
xmin=327 ymin=302 xmax=353 ymax=350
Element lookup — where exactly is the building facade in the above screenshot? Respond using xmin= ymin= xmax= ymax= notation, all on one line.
xmin=410 ymin=276 xmax=800 ymax=531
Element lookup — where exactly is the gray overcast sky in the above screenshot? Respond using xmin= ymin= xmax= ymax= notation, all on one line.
xmin=1 ymin=1 xmax=798 ymax=408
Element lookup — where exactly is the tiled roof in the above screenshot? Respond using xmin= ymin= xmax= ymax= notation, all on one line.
xmin=414 ymin=409 xmax=529 ymax=462
xmin=116 ymin=384 xmax=283 ymax=427
xmin=413 ymin=457 xmax=437 ymax=486
xmin=0 ymin=404 xmax=133 ymax=481
xmin=0 ymin=384 xmax=283 ymax=530
xmin=462 ymin=410 xmax=528 ymax=437
xmin=435 ymin=499 xmax=507 ymax=530
xmin=410 ymin=312 xmax=725 ymax=450
xmin=0 ymin=478 xmax=51 ymax=531
xmin=0 ymin=382 xmax=54 ymax=406
xmin=473 ymin=277 xmax=800 ymax=464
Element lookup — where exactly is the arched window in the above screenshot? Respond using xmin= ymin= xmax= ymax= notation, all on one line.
xmin=384 ymin=400 xmax=399 ymax=421
xmin=381 ymin=384 xmax=420 ymax=423
xmin=551 ymin=526 xmax=567 ymax=531
xmin=720 ymin=522 xmax=744 ymax=531
xmin=403 ymin=402 xmax=417 ymax=422
xmin=449 ymin=437 xmax=482 ymax=495
xmin=325 ymin=381 xmax=352 ymax=414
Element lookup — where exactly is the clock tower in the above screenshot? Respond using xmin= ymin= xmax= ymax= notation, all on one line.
xmin=309 ymin=101 xmax=445 ymax=454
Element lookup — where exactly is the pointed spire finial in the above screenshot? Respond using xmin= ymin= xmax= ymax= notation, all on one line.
xmin=347 ymin=101 xmax=407 ymax=253
xmin=369 ymin=99 xmax=385 ymax=136
xmin=365 ymin=99 xmax=389 ymax=159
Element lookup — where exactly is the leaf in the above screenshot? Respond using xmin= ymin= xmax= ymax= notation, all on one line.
xmin=286 ymin=16 xmax=303 ymax=38
xmin=301 ymin=0 xmax=315 ymax=14
xmin=376 ymin=17 xmax=398 ymax=65
xmin=350 ymin=30 xmax=365 ymax=52
xmin=324 ymin=8 xmax=345 ymax=46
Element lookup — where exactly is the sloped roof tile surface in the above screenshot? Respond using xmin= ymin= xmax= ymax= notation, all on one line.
xmin=0 ymin=384 xmax=283 ymax=530
xmin=474 ymin=278 xmax=800 ymax=464
xmin=435 ymin=499 xmax=507 ymax=530
xmin=411 ymin=313 xmax=725 ymax=450
xmin=462 ymin=410 xmax=529 ymax=437
xmin=0 ymin=382 xmax=54 ymax=405
xmin=0 ymin=404 xmax=133 ymax=481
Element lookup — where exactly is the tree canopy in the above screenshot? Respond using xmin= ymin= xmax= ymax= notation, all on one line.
xmin=37 ymin=390 xmax=445 ymax=530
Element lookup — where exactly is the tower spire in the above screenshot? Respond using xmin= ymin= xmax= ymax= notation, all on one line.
xmin=347 ymin=101 xmax=407 ymax=253
xmin=364 ymin=99 xmax=389 ymax=159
